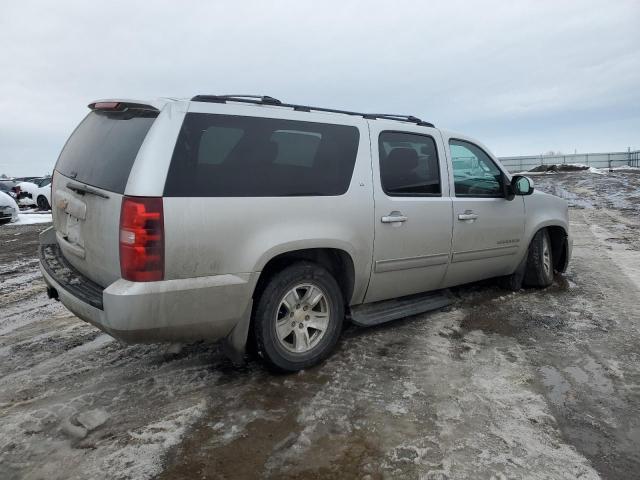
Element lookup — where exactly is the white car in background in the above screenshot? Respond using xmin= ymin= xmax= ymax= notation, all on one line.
xmin=16 ymin=177 xmax=52 ymax=210
xmin=0 ymin=191 xmax=19 ymax=224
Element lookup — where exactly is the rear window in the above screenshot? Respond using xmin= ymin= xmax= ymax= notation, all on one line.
xmin=55 ymin=110 xmax=157 ymax=193
xmin=164 ymin=113 xmax=360 ymax=197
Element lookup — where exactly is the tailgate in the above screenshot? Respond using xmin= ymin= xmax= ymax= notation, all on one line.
xmin=52 ymin=105 xmax=159 ymax=287
xmin=52 ymin=173 xmax=124 ymax=287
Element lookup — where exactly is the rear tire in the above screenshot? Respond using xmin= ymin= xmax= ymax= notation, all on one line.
xmin=524 ymin=229 xmax=554 ymax=287
xmin=37 ymin=195 xmax=50 ymax=211
xmin=253 ymin=261 xmax=344 ymax=372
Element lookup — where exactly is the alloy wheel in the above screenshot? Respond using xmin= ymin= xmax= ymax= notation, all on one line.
xmin=274 ymin=283 xmax=331 ymax=353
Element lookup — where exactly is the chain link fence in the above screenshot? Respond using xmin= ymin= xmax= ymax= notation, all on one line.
xmin=498 ymin=151 xmax=640 ymax=173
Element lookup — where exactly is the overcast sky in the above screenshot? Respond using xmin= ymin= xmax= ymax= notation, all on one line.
xmin=1 ymin=0 xmax=639 ymax=176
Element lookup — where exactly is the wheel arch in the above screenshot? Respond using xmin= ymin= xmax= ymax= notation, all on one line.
xmin=253 ymin=247 xmax=356 ymax=306
xmin=546 ymin=225 xmax=569 ymax=272
xmin=525 ymin=222 xmax=569 ymax=273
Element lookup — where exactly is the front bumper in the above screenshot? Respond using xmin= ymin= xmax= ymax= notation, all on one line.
xmin=39 ymin=227 xmax=257 ymax=344
xmin=0 ymin=211 xmax=14 ymax=224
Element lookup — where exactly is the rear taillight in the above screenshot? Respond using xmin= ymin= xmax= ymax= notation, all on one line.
xmin=119 ymin=196 xmax=164 ymax=282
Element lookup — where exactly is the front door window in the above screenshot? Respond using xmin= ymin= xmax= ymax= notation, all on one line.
xmin=450 ymin=139 xmax=503 ymax=197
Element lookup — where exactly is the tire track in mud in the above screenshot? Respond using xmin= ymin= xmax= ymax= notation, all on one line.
xmin=160 ymin=304 xmax=601 ymax=479
xmin=456 ymin=209 xmax=640 ymax=479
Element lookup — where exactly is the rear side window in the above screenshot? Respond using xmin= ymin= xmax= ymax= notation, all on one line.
xmin=56 ymin=110 xmax=157 ymax=193
xmin=198 ymin=126 xmax=244 ymax=165
xmin=378 ymin=131 xmax=441 ymax=196
xmin=271 ymin=130 xmax=321 ymax=167
xmin=164 ymin=113 xmax=360 ymax=197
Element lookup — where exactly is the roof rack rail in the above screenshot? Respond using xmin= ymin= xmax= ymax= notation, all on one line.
xmin=363 ymin=113 xmax=433 ymax=127
xmin=190 ymin=95 xmax=435 ymax=128
xmin=191 ymin=94 xmax=282 ymax=105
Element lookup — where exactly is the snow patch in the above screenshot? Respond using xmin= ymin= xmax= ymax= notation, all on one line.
xmin=210 ymin=408 xmax=282 ymax=446
xmin=76 ymin=408 xmax=110 ymax=431
xmin=14 ymin=213 xmax=52 ymax=225
xmin=385 ymin=401 xmax=409 ymax=416
xmin=99 ymin=401 xmax=206 ymax=479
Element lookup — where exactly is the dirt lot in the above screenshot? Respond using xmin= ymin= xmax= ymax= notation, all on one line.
xmin=1 ymin=171 xmax=639 ymax=480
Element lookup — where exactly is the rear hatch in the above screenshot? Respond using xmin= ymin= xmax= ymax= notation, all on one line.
xmin=52 ymin=102 xmax=159 ymax=287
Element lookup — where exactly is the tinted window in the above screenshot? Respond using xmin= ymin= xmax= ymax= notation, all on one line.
xmin=164 ymin=113 xmax=360 ymax=197
xmin=56 ymin=110 xmax=157 ymax=193
xmin=271 ymin=130 xmax=321 ymax=167
xmin=450 ymin=139 xmax=503 ymax=197
xmin=379 ymin=131 xmax=440 ymax=196
xmin=198 ymin=126 xmax=244 ymax=165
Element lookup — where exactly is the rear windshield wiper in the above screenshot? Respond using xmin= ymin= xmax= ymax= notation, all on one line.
xmin=67 ymin=182 xmax=110 ymax=199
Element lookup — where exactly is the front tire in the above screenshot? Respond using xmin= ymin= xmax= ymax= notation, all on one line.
xmin=37 ymin=195 xmax=50 ymax=211
xmin=524 ymin=229 xmax=554 ymax=287
xmin=253 ymin=262 xmax=344 ymax=372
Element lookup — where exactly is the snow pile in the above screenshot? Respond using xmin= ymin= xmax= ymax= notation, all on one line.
xmin=14 ymin=212 xmax=52 ymax=225
xmin=525 ymin=163 xmax=605 ymax=175
xmin=605 ymin=165 xmax=640 ymax=172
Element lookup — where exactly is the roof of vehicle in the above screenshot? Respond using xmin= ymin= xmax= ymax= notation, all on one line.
xmin=190 ymin=95 xmax=435 ymax=128
xmin=89 ymin=95 xmax=436 ymax=128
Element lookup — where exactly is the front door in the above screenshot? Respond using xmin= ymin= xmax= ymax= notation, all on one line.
xmin=364 ymin=126 xmax=453 ymax=303
xmin=442 ymin=137 xmax=525 ymax=287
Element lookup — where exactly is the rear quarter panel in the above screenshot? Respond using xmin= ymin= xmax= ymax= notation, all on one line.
xmin=161 ymin=104 xmax=375 ymax=305
xmin=125 ymin=101 xmax=189 ymax=196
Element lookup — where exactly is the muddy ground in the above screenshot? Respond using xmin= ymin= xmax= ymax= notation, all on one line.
xmin=1 ymin=170 xmax=639 ymax=480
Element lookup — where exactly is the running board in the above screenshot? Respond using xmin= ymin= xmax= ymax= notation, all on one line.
xmin=350 ymin=290 xmax=452 ymax=327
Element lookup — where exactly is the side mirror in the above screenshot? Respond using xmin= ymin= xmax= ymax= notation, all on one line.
xmin=511 ymin=175 xmax=534 ymax=195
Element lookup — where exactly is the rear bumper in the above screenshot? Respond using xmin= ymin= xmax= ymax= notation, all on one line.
xmin=39 ymin=227 xmax=257 ymax=344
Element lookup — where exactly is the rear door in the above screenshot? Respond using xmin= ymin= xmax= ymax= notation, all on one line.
xmin=442 ymin=136 xmax=525 ymax=287
xmin=52 ymin=104 xmax=159 ymax=286
xmin=364 ymin=124 xmax=453 ymax=303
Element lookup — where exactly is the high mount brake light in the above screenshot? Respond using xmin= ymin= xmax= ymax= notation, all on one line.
xmin=93 ymin=102 xmax=121 ymax=110
xmin=119 ymin=196 xmax=164 ymax=282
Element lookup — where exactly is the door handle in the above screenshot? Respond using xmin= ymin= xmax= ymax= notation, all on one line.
xmin=381 ymin=214 xmax=408 ymax=223
xmin=458 ymin=211 xmax=478 ymax=221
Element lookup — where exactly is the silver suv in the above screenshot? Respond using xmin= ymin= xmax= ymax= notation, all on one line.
xmin=39 ymin=95 xmax=571 ymax=371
